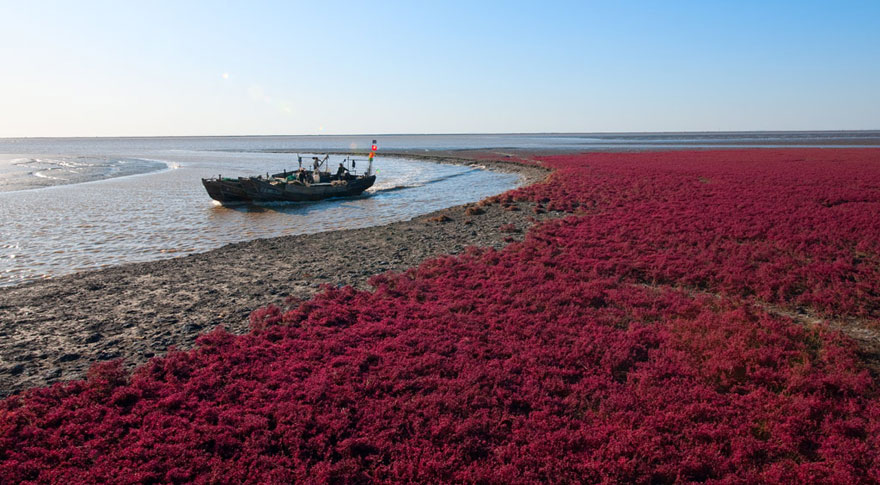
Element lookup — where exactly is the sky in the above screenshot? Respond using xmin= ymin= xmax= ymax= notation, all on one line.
xmin=1 ymin=0 xmax=878 ymax=137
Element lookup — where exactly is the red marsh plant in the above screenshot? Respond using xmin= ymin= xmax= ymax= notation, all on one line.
xmin=1 ymin=149 xmax=879 ymax=483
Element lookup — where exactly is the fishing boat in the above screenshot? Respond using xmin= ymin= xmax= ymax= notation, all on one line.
xmin=202 ymin=142 xmax=378 ymax=204
xmin=238 ymin=172 xmax=376 ymax=202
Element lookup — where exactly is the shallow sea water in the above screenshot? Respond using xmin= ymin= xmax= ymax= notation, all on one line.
xmin=0 ymin=142 xmax=519 ymax=286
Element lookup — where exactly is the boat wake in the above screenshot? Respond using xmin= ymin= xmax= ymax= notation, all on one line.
xmin=369 ymin=168 xmax=480 ymax=194
xmin=370 ymin=184 xmax=423 ymax=193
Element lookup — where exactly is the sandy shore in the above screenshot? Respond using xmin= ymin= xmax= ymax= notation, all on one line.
xmin=0 ymin=157 xmax=549 ymax=397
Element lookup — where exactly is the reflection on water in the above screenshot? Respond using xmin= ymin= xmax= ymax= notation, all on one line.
xmin=0 ymin=150 xmax=519 ymax=287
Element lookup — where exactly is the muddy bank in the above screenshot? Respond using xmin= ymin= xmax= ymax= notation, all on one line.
xmin=0 ymin=159 xmax=550 ymax=397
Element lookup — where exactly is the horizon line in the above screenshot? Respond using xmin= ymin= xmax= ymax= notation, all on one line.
xmin=3 ymin=129 xmax=880 ymax=141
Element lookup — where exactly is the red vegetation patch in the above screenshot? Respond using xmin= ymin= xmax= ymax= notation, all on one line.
xmin=498 ymin=223 xmax=520 ymax=233
xmin=502 ymin=149 xmax=880 ymax=319
xmin=427 ymin=214 xmax=453 ymax=223
xmin=464 ymin=205 xmax=485 ymax=216
xmin=2 ymin=149 xmax=880 ymax=483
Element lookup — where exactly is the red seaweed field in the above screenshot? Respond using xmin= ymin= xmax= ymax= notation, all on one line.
xmin=2 ymin=149 xmax=880 ymax=483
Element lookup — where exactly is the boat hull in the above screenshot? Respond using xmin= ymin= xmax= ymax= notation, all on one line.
xmin=201 ymin=178 xmax=250 ymax=203
xmin=239 ymin=175 xmax=376 ymax=202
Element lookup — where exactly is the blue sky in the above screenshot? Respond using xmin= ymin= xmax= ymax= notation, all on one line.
xmin=1 ymin=1 xmax=878 ymax=136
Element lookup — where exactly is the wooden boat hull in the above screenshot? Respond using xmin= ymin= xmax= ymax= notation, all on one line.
xmin=239 ymin=175 xmax=376 ymax=202
xmin=201 ymin=178 xmax=250 ymax=203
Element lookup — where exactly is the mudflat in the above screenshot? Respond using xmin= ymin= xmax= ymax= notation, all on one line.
xmin=0 ymin=158 xmax=549 ymax=397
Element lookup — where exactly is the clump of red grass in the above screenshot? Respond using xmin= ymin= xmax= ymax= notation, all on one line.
xmin=2 ymin=149 xmax=880 ymax=483
xmin=464 ymin=205 xmax=484 ymax=216
xmin=427 ymin=214 xmax=453 ymax=223
xmin=498 ymin=223 xmax=520 ymax=233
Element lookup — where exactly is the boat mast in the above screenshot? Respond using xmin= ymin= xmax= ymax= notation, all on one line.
xmin=367 ymin=139 xmax=377 ymax=175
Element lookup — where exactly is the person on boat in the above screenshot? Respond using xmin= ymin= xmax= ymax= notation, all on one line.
xmin=297 ymin=168 xmax=307 ymax=183
xmin=336 ymin=163 xmax=349 ymax=179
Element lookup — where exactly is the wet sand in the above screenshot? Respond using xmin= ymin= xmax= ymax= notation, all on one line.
xmin=0 ymin=158 xmax=549 ymax=397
